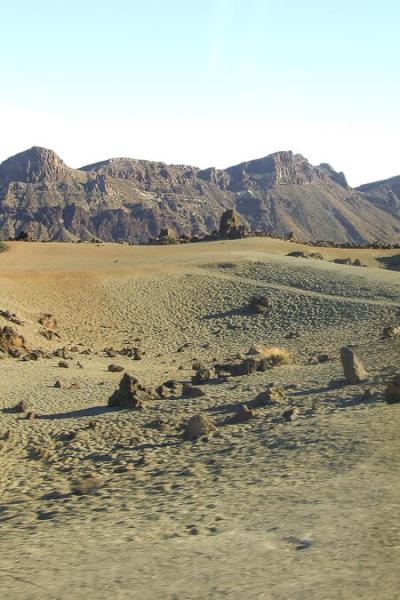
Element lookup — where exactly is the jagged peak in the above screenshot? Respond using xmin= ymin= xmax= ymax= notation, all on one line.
xmin=0 ymin=146 xmax=70 ymax=184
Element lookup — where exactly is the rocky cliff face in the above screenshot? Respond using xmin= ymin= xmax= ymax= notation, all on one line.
xmin=0 ymin=146 xmax=399 ymax=243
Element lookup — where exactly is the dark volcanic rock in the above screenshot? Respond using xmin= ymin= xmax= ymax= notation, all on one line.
xmin=384 ymin=376 xmax=400 ymax=404
xmin=108 ymin=373 xmax=153 ymax=409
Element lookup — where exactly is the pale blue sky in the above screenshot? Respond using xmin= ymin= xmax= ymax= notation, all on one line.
xmin=1 ymin=0 xmax=399 ymax=185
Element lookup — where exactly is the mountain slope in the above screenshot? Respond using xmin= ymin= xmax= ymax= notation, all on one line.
xmin=357 ymin=176 xmax=400 ymax=219
xmin=0 ymin=146 xmax=399 ymax=243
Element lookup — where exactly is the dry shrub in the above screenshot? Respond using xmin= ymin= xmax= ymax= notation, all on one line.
xmin=249 ymin=344 xmax=292 ymax=366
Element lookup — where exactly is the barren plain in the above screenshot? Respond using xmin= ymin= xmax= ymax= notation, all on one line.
xmin=1 ymin=238 xmax=399 ymax=599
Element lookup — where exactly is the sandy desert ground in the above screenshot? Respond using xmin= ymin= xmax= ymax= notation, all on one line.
xmin=0 ymin=238 xmax=400 ymax=599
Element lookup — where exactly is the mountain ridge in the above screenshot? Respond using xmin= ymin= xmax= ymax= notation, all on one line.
xmin=0 ymin=146 xmax=399 ymax=243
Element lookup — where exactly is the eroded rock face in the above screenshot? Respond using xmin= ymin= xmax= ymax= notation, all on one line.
xmin=340 ymin=347 xmax=368 ymax=384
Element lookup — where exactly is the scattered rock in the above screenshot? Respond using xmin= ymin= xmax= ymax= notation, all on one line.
xmin=183 ymin=414 xmax=217 ymax=441
xmin=249 ymin=295 xmax=272 ymax=314
xmin=340 ymin=347 xmax=368 ymax=384
xmin=230 ymin=403 xmax=256 ymax=423
xmin=73 ymin=475 xmax=103 ymax=495
xmin=38 ymin=313 xmax=58 ymax=331
xmin=282 ymin=407 xmax=300 ymax=421
xmin=14 ymin=399 xmax=34 ymax=413
xmin=157 ymin=384 xmax=172 ymax=399
xmin=254 ymin=383 xmax=287 ymax=406
xmin=317 ymin=353 xmax=330 ymax=363
xmin=182 ymin=383 xmax=206 ymax=398
xmin=382 ymin=324 xmax=400 ymax=339
xmin=308 ymin=353 xmax=330 ymax=365
xmin=192 ymin=359 xmax=204 ymax=371
xmin=384 ymin=376 xmax=400 ymax=404
xmin=191 ymin=368 xmax=211 ymax=385
xmin=26 ymin=410 xmax=39 ymax=420
xmin=69 ymin=382 xmax=81 ymax=390
xmin=22 ymin=351 xmax=42 ymax=361
xmin=108 ymin=364 xmax=124 ymax=372
xmin=0 ymin=309 xmax=23 ymax=325
xmin=58 ymin=360 xmax=69 ymax=368
xmin=37 ymin=447 xmax=52 ymax=460
xmin=0 ymin=326 xmax=26 ymax=355
xmin=114 ymin=464 xmax=134 ymax=473
xmin=333 ymin=257 xmax=363 ymax=266
xmin=39 ymin=328 xmax=60 ymax=340
xmin=287 ymin=251 xmax=323 ymax=260
xmin=54 ymin=380 xmax=62 ymax=388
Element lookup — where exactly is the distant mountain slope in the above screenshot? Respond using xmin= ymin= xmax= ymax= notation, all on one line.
xmin=0 ymin=146 xmax=399 ymax=243
xmin=357 ymin=176 xmax=400 ymax=219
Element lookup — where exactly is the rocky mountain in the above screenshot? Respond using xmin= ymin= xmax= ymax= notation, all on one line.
xmin=0 ymin=146 xmax=399 ymax=243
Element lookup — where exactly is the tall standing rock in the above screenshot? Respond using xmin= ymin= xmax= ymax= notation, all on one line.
xmin=219 ymin=209 xmax=247 ymax=239
xmin=340 ymin=347 xmax=368 ymax=384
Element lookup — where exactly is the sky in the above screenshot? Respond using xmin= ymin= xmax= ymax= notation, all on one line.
xmin=0 ymin=0 xmax=399 ymax=186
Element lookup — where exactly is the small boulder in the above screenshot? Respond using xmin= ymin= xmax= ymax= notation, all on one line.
xmin=183 ymin=414 xmax=216 ymax=441
xmin=249 ymin=295 xmax=272 ymax=314
xmin=384 ymin=376 xmax=400 ymax=404
xmin=69 ymin=382 xmax=81 ymax=390
xmin=191 ymin=368 xmax=211 ymax=385
xmin=73 ymin=475 xmax=103 ymax=495
xmin=382 ymin=325 xmax=400 ymax=339
xmin=108 ymin=364 xmax=124 ymax=372
xmin=26 ymin=410 xmax=39 ymax=420
xmin=38 ymin=313 xmax=58 ymax=331
xmin=0 ymin=326 xmax=26 ymax=355
xmin=58 ymin=360 xmax=69 ymax=368
xmin=14 ymin=399 xmax=34 ymax=413
xmin=340 ymin=347 xmax=368 ymax=384
xmin=156 ymin=384 xmax=172 ymax=399
xmin=282 ymin=407 xmax=300 ymax=422
xmin=254 ymin=383 xmax=287 ymax=406
xmin=230 ymin=403 xmax=256 ymax=423
xmin=182 ymin=383 xmax=206 ymax=398
xmin=192 ymin=359 xmax=204 ymax=371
